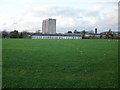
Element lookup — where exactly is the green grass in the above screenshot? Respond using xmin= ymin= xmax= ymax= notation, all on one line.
xmin=2 ymin=39 xmax=118 ymax=88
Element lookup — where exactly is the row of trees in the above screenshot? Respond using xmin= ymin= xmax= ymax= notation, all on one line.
xmin=67 ymin=29 xmax=119 ymax=39
xmin=1 ymin=29 xmax=119 ymax=39
xmin=67 ymin=29 xmax=87 ymax=34
xmin=2 ymin=30 xmax=31 ymax=38
xmin=67 ymin=30 xmax=90 ymax=39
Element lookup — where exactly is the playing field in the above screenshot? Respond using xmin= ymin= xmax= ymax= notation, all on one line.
xmin=2 ymin=39 xmax=118 ymax=88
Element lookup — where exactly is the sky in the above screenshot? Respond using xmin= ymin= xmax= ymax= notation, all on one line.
xmin=0 ymin=0 xmax=119 ymax=33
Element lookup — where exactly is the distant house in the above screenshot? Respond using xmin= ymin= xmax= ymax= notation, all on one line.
xmin=100 ymin=31 xmax=120 ymax=39
xmin=84 ymin=33 xmax=101 ymax=39
xmin=101 ymin=32 xmax=107 ymax=35
xmin=31 ymin=34 xmax=82 ymax=39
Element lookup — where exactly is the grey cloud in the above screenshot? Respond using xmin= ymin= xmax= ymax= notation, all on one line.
xmin=3 ymin=23 xmax=7 ymax=25
xmin=4 ymin=4 xmax=117 ymax=33
xmin=83 ymin=10 xmax=100 ymax=17
xmin=95 ymin=1 xmax=118 ymax=5
xmin=29 ymin=6 xmax=83 ymax=18
xmin=13 ymin=22 xmax=18 ymax=24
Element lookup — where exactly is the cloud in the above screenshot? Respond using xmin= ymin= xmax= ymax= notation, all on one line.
xmin=27 ymin=5 xmax=82 ymax=18
xmin=0 ymin=0 xmax=118 ymax=33
xmin=0 ymin=0 xmax=117 ymax=3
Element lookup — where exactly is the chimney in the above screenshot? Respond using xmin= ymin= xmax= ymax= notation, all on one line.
xmin=95 ymin=28 xmax=97 ymax=34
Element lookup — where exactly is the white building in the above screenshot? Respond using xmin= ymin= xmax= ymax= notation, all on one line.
xmin=42 ymin=18 xmax=56 ymax=34
xmin=31 ymin=34 xmax=82 ymax=39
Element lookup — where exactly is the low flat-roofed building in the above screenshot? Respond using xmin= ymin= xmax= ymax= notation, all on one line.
xmin=31 ymin=34 xmax=82 ymax=39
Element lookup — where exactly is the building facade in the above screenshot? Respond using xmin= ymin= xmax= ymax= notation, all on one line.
xmin=31 ymin=34 xmax=82 ymax=39
xmin=42 ymin=18 xmax=56 ymax=34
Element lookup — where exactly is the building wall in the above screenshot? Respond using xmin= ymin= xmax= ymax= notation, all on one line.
xmin=42 ymin=20 xmax=45 ymax=33
xmin=42 ymin=20 xmax=48 ymax=34
xmin=48 ymin=19 xmax=56 ymax=34
xmin=32 ymin=36 xmax=82 ymax=39
xmin=42 ymin=19 xmax=56 ymax=34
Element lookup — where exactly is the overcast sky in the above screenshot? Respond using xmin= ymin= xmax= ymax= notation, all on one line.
xmin=0 ymin=0 xmax=119 ymax=33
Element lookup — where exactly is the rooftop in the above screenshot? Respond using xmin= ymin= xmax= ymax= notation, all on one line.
xmin=32 ymin=34 xmax=81 ymax=36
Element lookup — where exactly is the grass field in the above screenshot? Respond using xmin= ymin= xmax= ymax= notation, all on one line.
xmin=2 ymin=39 xmax=118 ymax=88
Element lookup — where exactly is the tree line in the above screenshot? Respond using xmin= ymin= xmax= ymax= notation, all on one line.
xmin=67 ymin=29 xmax=119 ymax=39
xmin=1 ymin=29 xmax=119 ymax=39
xmin=2 ymin=30 xmax=31 ymax=38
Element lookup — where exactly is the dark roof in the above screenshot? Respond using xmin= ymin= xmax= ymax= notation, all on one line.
xmin=32 ymin=34 xmax=81 ymax=36
xmin=87 ymin=33 xmax=101 ymax=35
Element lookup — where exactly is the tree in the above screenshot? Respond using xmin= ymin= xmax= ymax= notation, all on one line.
xmin=36 ymin=30 xmax=41 ymax=34
xmin=74 ymin=30 xmax=77 ymax=33
xmin=74 ymin=29 xmax=80 ymax=34
xmin=100 ymin=34 xmax=103 ymax=39
xmin=109 ymin=33 xmax=114 ymax=39
xmin=9 ymin=30 xmax=19 ymax=38
xmin=19 ymin=32 xmax=23 ymax=38
xmin=108 ymin=29 xmax=112 ymax=34
xmin=67 ymin=31 xmax=72 ymax=33
xmin=21 ymin=31 xmax=30 ymax=38
xmin=82 ymin=30 xmax=87 ymax=39
xmin=106 ymin=29 xmax=113 ymax=39
xmin=2 ymin=30 xmax=8 ymax=38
